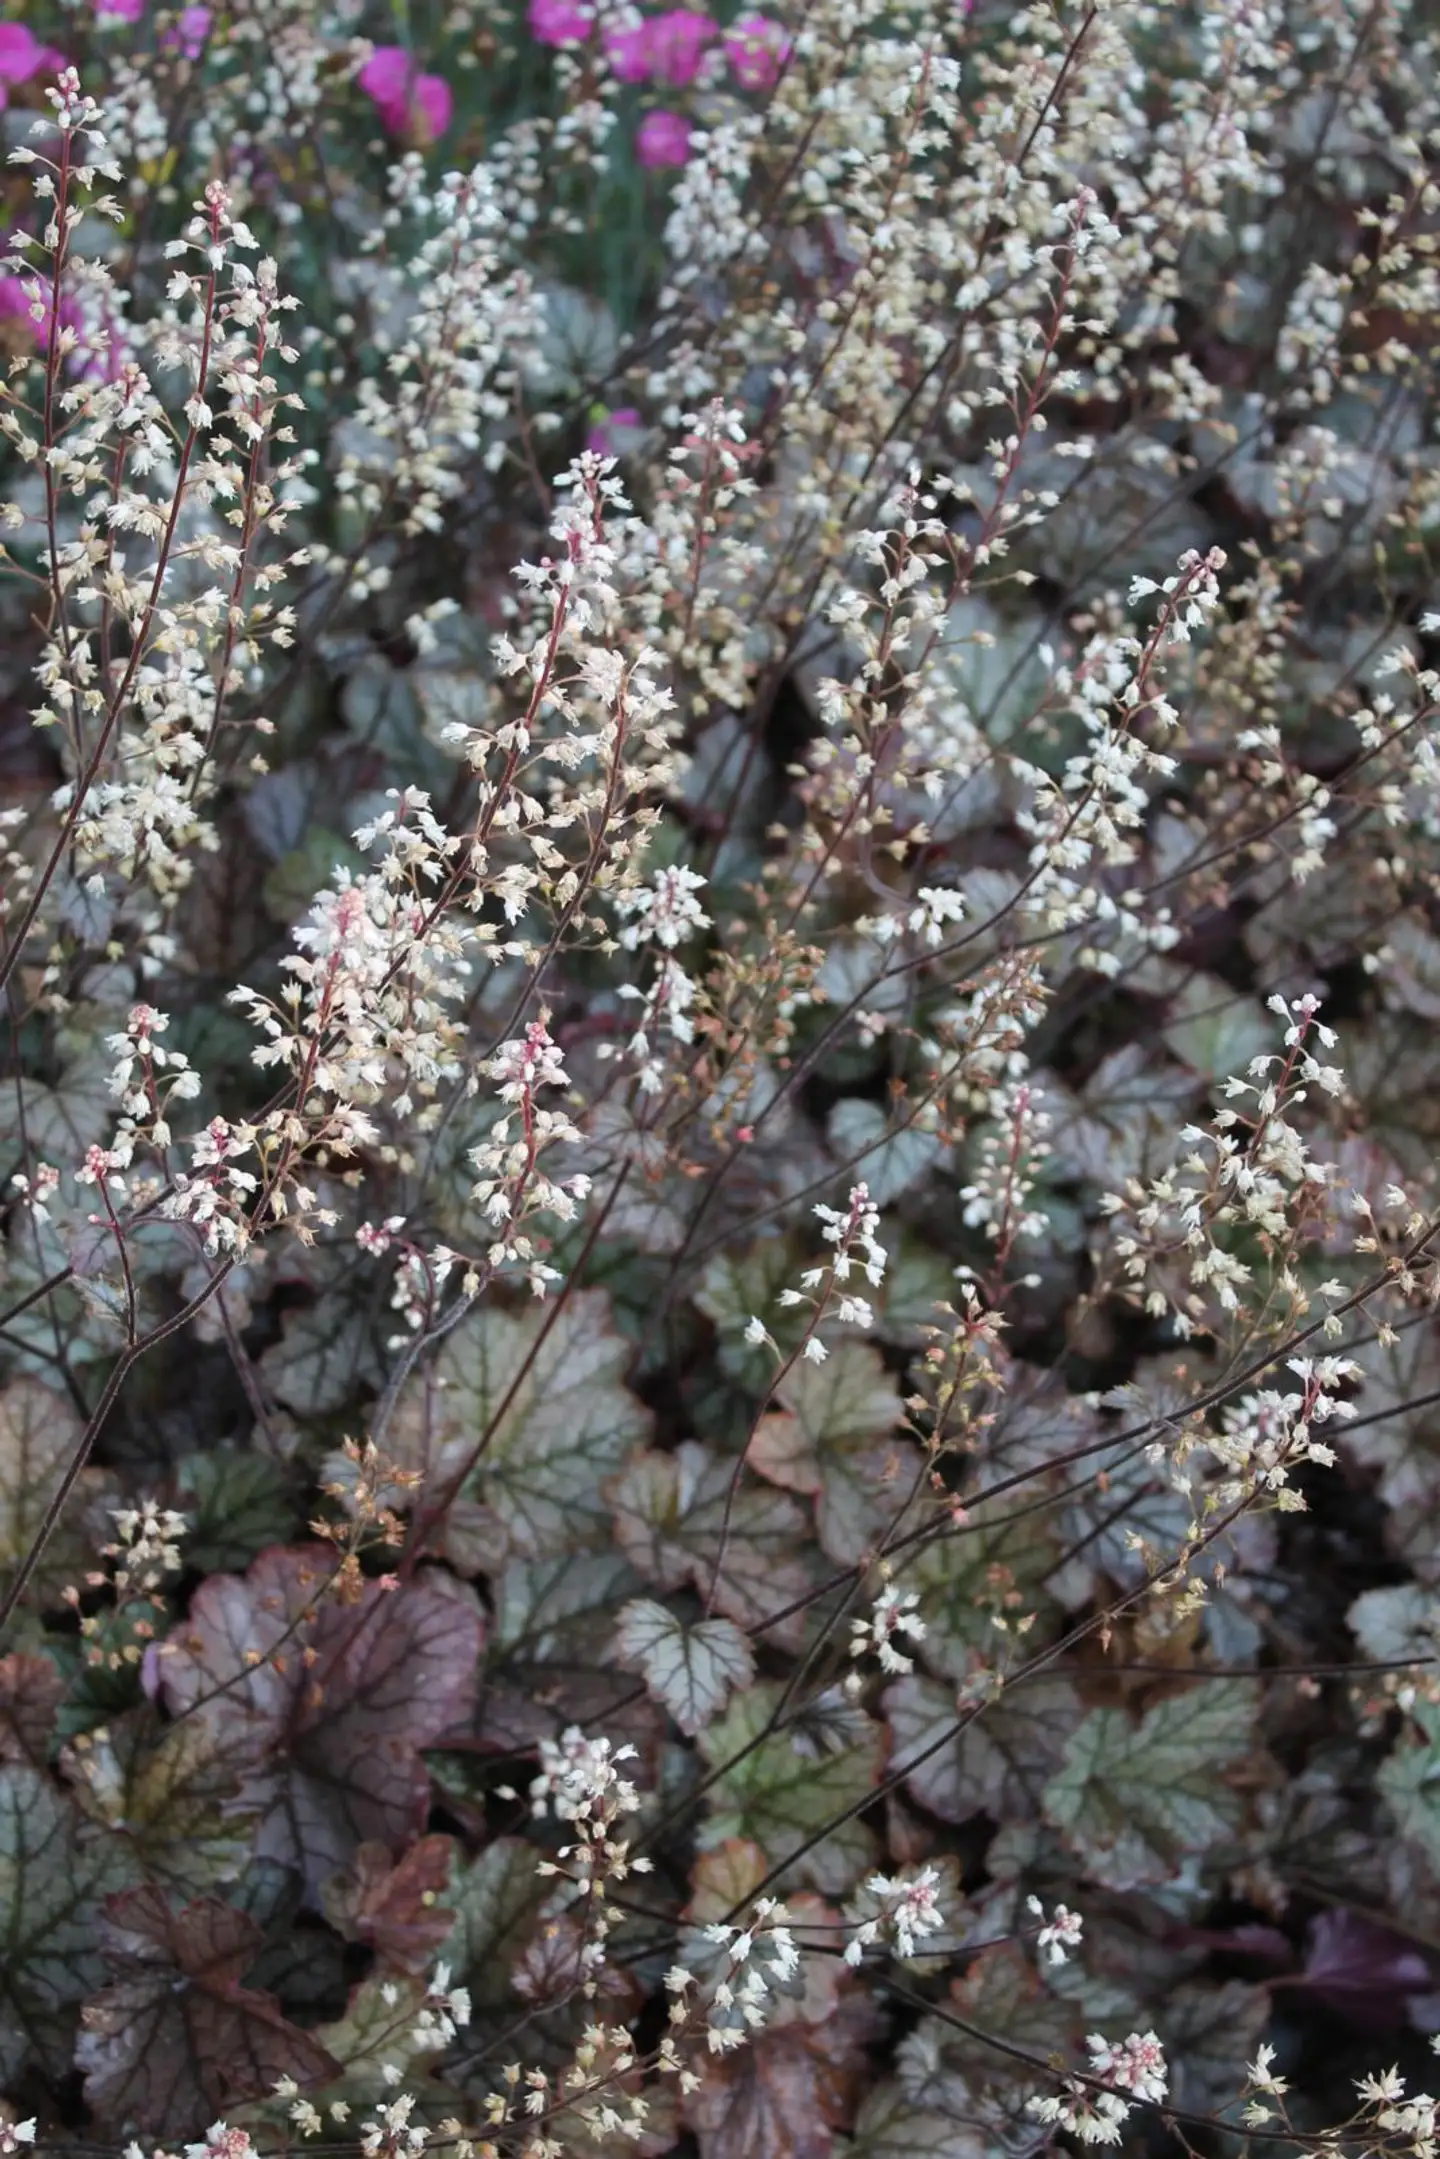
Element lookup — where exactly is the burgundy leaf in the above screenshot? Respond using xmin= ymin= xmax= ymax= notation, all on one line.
xmin=0 ymin=1652 xmax=64 ymax=1768
xmin=97 ymin=1882 xmax=261 ymax=1980
xmin=1299 ymin=1909 xmax=1431 ymax=2023
xmin=159 ymin=1546 xmax=484 ymax=1894
xmin=679 ymin=1987 xmax=881 ymax=2159
xmin=321 ymin=1835 xmax=456 ymax=1973
xmin=1171 ymin=1921 xmax=1294 ymax=1967
xmin=78 ymin=1886 xmax=339 ymax=2138
xmin=513 ymin=1910 xmax=644 ymax=2019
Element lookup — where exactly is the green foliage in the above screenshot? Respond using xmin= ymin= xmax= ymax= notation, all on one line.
xmin=698 ymin=1682 xmax=885 ymax=1894
xmin=0 ymin=1763 xmax=136 ymax=2082
xmin=613 ymin=1597 xmax=755 ymax=1735
xmin=1 ymin=0 xmax=1440 ymax=2149
xmin=1043 ymin=1686 xmax=1259 ymax=1890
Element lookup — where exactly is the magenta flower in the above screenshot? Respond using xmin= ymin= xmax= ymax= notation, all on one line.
xmin=95 ymin=0 xmax=145 ymax=19
xmin=646 ymin=8 xmax=715 ymax=86
xmin=636 ymin=107 xmax=691 ymax=168
xmin=723 ymin=12 xmax=791 ymax=91
xmin=411 ymin=71 xmax=453 ymax=139
xmin=359 ymin=44 xmax=453 ymax=144
xmin=0 ymin=276 xmax=38 ymax=329
xmin=604 ymin=20 xmax=652 ymax=81
xmin=359 ymin=42 xmax=410 ymax=113
xmin=586 ymin=405 xmax=642 ymax=455
xmin=607 ymin=9 xmax=715 ymax=86
xmin=0 ymin=21 xmax=63 ymax=103
xmin=528 ymin=0 xmax=593 ymax=44
xmin=0 ymin=273 xmax=126 ymax=385
xmin=166 ymin=6 xmax=212 ymax=58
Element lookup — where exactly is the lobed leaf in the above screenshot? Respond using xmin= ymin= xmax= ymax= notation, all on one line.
xmin=613 ymin=1597 xmax=755 ymax=1735
xmin=159 ymin=1546 xmax=483 ymax=1895
xmin=1043 ymin=1683 xmax=1257 ymax=1888
xmin=0 ymin=1761 xmax=137 ymax=2083
xmin=77 ymin=1885 xmax=340 ymax=2137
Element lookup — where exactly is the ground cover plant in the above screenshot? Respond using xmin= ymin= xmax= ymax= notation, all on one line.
xmin=4 ymin=1 xmax=1440 ymax=2155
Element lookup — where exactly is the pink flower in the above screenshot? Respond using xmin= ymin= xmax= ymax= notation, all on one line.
xmin=607 ymin=8 xmax=715 ymax=86
xmin=95 ymin=0 xmax=145 ymax=19
xmin=529 ymin=0 xmax=593 ymax=44
xmin=604 ymin=21 xmax=652 ymax=81
xmin=0 ymin=24 xmax=43 ymax=81
xmin=646 ymin=8 xmax=715 ymax=86
xmin=723 ymin=12 xmax=790 ymax=91
xmin=411 ymin=71 xmax=453 ymax=140
xmin=0 ymin=273 xmax=127 ymax=384
xmin=359 ymin=45 xmax=453 ymax=144
xmin=585 ymin=405 xmax=641 ymax=455
xmin=166 ymin=6 xmax=212 ymax=57
xmin=359 ymin=42 xmax=410 ymax=112
xmin=636 ymin=107 xmax=691 ymax=168
xmin=0 ymin=22 xmax=63 ymax=102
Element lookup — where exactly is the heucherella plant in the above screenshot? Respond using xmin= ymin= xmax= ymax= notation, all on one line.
xmin=2 ymin=0 xmax=1440 ymax=2155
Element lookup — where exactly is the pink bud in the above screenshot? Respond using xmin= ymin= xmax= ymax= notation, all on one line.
xmin=412 ymin=71 xmax=453 ymax=142
xmin=358 ymin=42 xmax=411 ymax=113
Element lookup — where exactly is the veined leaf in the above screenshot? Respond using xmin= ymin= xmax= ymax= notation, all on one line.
xmin=608 ymin=1440 xmax=814 ymax=1647
xmin=441 ymin=1836 xmax=549 ymax=2008
xmin=493 ymin=1549 xmax=642 ymax=1661
xmin=1043 ymin=1684 xmax=1256 ymax=1888
xmin=0 ymin=1374 xmax=115 ymax=1612
xmin=327 ymin=1290 xmax=651 ymax=1568
xmin=751 ymin=1341 xmax=908 ymax=1568
xmin=0 ymin=1761 xmax=137 ymax=2082
xmin=885 ymin=1672 xmax=1081 ymax=1825
xmin=64 ymin=1713 xmax=259 ymax=1895
xmin=1378 ymin=1700 xmax=1440 ymax=1870
xmin=160 ymin=1546 xmax=482 ymax=1895
xmin=827 ymin=1098 xmax=946 ymax=1207
xmin=260 ymin=1300 xmax=383 ymax=1419
xmin=177 ymin=1450 xmax=300 ymax=1574
xmin=0 ymin=1651 xmax=64 ymax=1768
xmin=842 ymin=2079 xmax=986 ymax=2159
xmin=321 ymin=1835 xmax=456 ymax=1974
xmin=614 ymin=1597 xmax=755 ymax=1735
xmin=697 ymin=1681 xmax=883 ymax=1894
xmin=77 ymin=1885 xmax=339 ymax=2137
xmin=680 ymin=1986 xmax=881 ymax=2159
xmin=696 ymin=1239 xmax=804 ymax=1383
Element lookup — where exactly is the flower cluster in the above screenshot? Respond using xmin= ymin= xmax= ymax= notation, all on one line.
xmin=843 ymin=1867 xmax=946 ymax=1964
xmin=1029 ymin=2030 xmax=1169 ymax=2146
xmin=744 ymin=1183 xmax=889 ymax=1361
xmin=849 ymin=1585 xmax=926 ymax=1676
xmin=4 ymin=3 xmax=1440 ymax=2156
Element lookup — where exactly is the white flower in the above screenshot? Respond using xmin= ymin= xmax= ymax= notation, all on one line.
xmin=1088 ymin=2030 xmax=1168 ymax=2106
xmin=850 ymin=1587 xmax=926 ymax=1676
xmin=1026 ymin=1895 xmax=1084 ymax=1965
